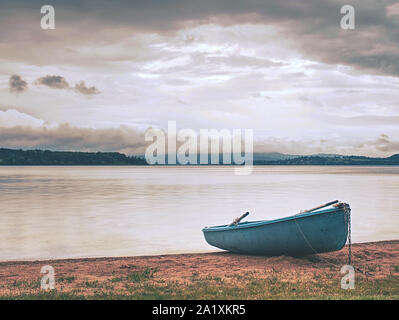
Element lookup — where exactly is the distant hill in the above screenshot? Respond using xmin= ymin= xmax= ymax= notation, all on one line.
xmin=311 ymin=153 xmax=343 ymax=158
xmin=253 ymin=152 xmax=344 ymax=161
xmin=163 ymin=152 xmax=300 ymax=163
xmin=0 ymin=148 xmax=398 ymax=166
xmin=165 ymin=152 xmax=341 ymax=163
xmin=0 ymin=148 xmax=147 ymax=165
xmin=253 ymin=152 xmax=300 ymax=161
xmin=254 ymin=155 xmax=399 ymax=165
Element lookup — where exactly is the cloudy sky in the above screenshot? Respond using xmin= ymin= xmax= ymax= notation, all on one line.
xmin=0 ymin=0 xmax=399 ymax=156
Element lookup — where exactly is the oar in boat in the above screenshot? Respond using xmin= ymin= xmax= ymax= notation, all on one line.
xmin=229 ymin=211 xmax=250 ymax=226
xmin=297 ymin=200 xmax=339 ymax=215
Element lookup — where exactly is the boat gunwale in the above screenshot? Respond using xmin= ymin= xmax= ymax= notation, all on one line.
xmin=202 ymin=207 xmax=344 ymax=232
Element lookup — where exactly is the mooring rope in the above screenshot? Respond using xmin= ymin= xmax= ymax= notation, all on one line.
xmin=294 ymin=202 xmax=352 ymax=268
xmin=342 ymin=203 xmax=352 ymax=265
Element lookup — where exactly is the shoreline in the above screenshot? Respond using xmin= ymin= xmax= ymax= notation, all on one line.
xmin=0 ymin=239 xmax=397 ymax=265
xmin=1 ymin=240 xmax=398 ymax=299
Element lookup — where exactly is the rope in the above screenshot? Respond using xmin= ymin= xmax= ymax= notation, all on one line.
xmin=294 ymin=202 xmax=352 ymax=268
xmin=343 ymin=203 xmax=352 ymax=265
xmin=294 ymin=217 xmax=339 ymax=268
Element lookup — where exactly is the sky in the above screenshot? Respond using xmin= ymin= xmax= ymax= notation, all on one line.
xmin=0 ymin=0 xmax=399 ymax=156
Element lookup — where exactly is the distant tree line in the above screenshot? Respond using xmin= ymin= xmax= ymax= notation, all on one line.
xmin=0 ymin=148 xmax=398 ymax=165
xmin=253 ymin=154 xmax=399 ymax=165
xmin=0 ymin=148 xmax=147 ymax=165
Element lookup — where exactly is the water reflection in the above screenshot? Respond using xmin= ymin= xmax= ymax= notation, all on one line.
xmin=0 ymin=166 xmax=398 ymax=261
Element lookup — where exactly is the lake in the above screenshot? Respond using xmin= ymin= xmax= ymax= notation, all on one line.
xmin=1 ymin=166 xmax=398 ymax=261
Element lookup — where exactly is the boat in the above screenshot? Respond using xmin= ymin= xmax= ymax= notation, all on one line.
xmin=202 ymin=200 xmax=351 ymax=256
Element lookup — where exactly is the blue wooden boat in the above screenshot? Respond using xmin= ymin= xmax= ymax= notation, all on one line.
xmin=202 ymin=201 xmax=351 ymax=256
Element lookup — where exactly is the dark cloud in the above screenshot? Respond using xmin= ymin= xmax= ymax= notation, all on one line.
xmin=74 ymin=81 xmax=100 ymax=95
xmin=0 ymin=124 xmax=147 ymax=155
xmin=9 ymin=74 xmax=28 ymax=93
xmin=374 ymin=134 xmax=399 ymax=152
xmin=0 ymin=1 xmax=397 ymax=77
xmin=0 ymin=118 xmax=397 ymax=156
xmin=352 ymin=134 xmax=399 ymax=153
xmin=35 ymin=75 xmax=100 ymax=95
xmin=35 ymin=75 xmax=69 ymax=89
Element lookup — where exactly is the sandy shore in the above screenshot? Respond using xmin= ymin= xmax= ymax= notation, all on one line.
xmin=0 ymin=240 xmax=398 ymax=299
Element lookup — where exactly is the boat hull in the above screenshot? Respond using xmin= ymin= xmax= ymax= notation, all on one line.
xmin=202 ymin=207 xmax=349 ymax=256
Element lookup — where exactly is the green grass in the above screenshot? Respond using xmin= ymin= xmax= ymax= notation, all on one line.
xmin=57 ymin=276 xmax=75 ymax=283
xmin=1 ymin=273 xmax=398 ymax=300
xmin=126 ymin=268 xmax=157 ymax=283
xmin=84 ymin=280 xmax=100 ymax=288
xmin=11 ymin=279 xmax=40 ymax=289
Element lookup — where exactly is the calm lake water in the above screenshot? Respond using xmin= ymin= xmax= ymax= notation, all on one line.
xmin=1 ymin=166 xmax=398 ymax=261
